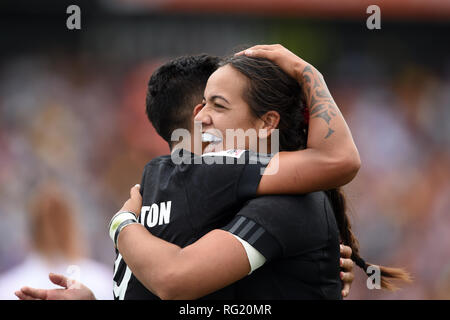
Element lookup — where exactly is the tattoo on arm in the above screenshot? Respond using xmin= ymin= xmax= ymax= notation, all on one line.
xmin=302 ymin=65 xmax=338 ymax=139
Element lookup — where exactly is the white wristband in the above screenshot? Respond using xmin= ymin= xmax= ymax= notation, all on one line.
xmin=109 ymin=211 xmax=138 ymax=245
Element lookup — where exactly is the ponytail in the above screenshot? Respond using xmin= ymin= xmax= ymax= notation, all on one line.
xmin=325 ymin=188 xmax=412 ymax=291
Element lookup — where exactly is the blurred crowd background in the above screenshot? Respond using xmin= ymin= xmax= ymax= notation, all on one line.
xmin=0 ymin=0 xmax=449 ymax=299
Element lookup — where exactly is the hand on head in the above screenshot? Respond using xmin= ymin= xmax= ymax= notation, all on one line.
xmin=235 ymin=44 xmax=313 ymax=81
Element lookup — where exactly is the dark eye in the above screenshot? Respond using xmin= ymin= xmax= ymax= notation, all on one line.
xmin=214 ymin=103 xmax=226 ymax=109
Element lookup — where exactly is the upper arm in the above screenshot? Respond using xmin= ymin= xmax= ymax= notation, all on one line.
xmin=166 ymin=229 xmax=250 ymax=299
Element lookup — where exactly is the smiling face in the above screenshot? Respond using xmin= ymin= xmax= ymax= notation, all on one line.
xmin=195 ymin=64 xmax=266 ymax=153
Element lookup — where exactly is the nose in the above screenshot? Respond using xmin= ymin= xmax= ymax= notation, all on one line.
xmin=194 ymin=104 xmax=212 ymax=127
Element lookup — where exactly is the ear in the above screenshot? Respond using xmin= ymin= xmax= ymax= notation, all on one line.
xmin=258 ymin=110 xmax=280 ymax=139
xmin=193 ymin=103 xmax=204 ymax=117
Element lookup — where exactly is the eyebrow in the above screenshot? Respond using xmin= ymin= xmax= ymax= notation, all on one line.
xmin=204 ymin=95 xmax=230 ymax=104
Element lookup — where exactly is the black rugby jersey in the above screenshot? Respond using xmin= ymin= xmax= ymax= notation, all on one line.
xmin=222 ymin=193 xmax=342 ymax=299
xmin=113 ymin=149 xmax=270 ymax=300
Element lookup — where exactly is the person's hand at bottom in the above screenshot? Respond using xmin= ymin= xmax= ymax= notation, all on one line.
xmin=15 ymin=273 xmax=96 ymax=300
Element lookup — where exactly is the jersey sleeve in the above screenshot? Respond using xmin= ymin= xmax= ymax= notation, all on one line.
xmin=222 ymin=193 xmax=331 ymax=262
xmin=191 ymin=150 xmax=271 ymax=199
xmin=183 ymin=150 xmax=272 ymax=221
xmin=221 ymin=213 xmax=283 ymax=261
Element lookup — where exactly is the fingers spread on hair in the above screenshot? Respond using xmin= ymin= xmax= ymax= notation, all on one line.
xmin=246 ymin=44 xmax=275 ymax=52
xmin=245 ymin=49 xmax=276 ymax=61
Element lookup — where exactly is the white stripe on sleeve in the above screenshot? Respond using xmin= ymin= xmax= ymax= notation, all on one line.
xmin=231 ymin=234 xmax=266 ymax=274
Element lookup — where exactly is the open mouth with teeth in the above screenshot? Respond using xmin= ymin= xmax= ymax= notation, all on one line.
xmin=201 ymin=132 xmax=222 ymax=144
xmin=201 ymin=132 xmax=223 ymax=153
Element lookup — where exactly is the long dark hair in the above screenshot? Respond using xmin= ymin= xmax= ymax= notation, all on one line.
xmin=221 ymin=55 xmax=412 ymax=290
